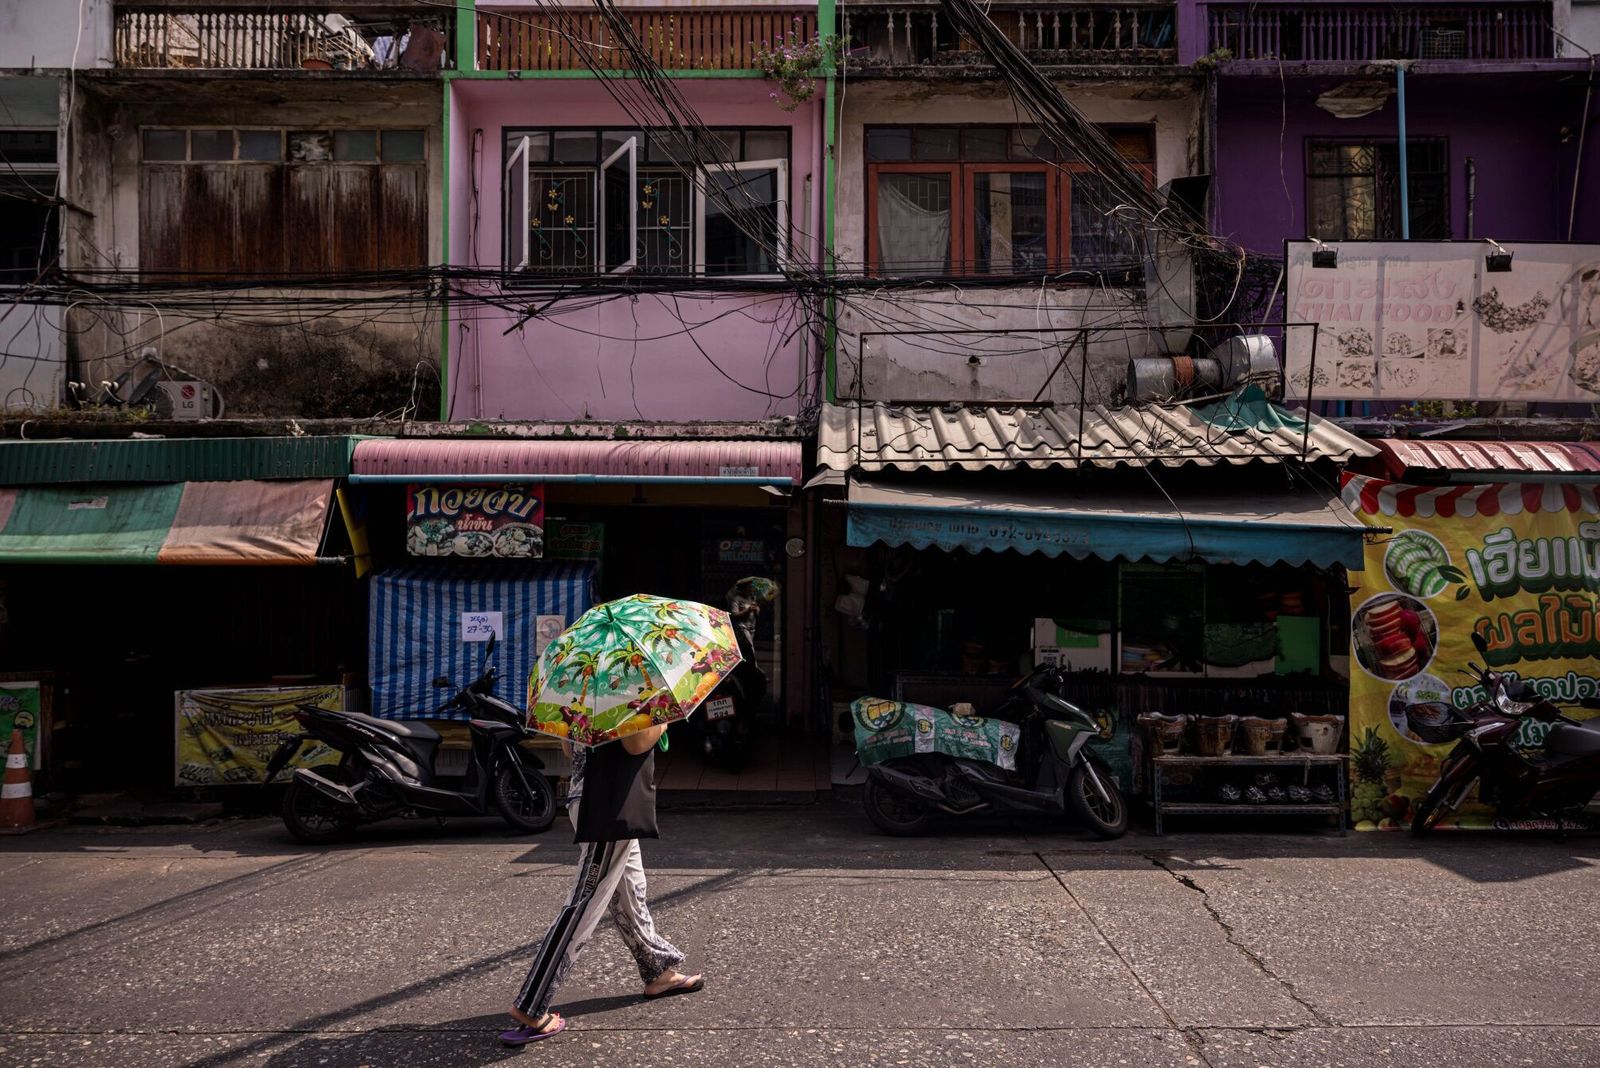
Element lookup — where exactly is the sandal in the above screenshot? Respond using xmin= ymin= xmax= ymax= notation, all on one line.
xmin=499 ymin=1013 xmax=566 ymax=1046
xmin=642 ymin=974 xmax=704 ymax=1001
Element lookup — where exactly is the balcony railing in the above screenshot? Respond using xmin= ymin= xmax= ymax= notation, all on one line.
xmin=842 ymin=3 xmax=1177 ymax=69
xmin=476 ymin=8 xmax=818 ymax=71
xmin=1206 ymin=4 xmax=1555 ymax=63
xmin=113 ymin=5 xmax=454 ymax=71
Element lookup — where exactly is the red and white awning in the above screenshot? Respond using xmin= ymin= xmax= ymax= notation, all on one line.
xmin=1342 ymin=473 xmax=1600 ymax=520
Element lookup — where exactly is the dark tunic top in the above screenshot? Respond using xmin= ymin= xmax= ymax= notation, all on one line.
xmin=572 ymin=741 xmax=659 ymax=843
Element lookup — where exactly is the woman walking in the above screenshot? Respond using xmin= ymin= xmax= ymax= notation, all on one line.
xmin=499 ymin=721 xmax=703 ymax=1047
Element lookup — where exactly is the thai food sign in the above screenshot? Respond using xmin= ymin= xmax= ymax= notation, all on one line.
xmin=1342 ymin=474 xmax=1600 ymax=830
xmin=1283 ymin=241 xmax=1600 ymax=402
xmin=406 ymin=485 xmax=545 ymax=559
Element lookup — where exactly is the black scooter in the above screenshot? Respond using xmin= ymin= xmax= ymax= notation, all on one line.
xmin=264 ymin=635 xmax=557 ymax=843
xmin=697 ymin=622 xmax=764 ymax=770
xmin=861 ymin=664 xmax=1130 ymax=840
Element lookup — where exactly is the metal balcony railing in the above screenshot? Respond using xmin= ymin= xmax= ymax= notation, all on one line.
xmin=476 ymin=7 xmax=818 ymax=71
xmin=841 ymin=3 xmax=1177 ymax=69
xmin=113 ymin=5 xmax=454 ymax=71
xmin=1206 ymin=4 xmax=1555 ymax=63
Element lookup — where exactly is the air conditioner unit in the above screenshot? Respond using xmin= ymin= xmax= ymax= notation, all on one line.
xmin=152 ymin=380 xmax=213 ymax=420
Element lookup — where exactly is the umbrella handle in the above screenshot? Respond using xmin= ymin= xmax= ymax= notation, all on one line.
xmin=658 ymin=733 xmax=670 ymax=753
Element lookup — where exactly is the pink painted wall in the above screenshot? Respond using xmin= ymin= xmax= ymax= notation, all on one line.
xmin=447 ymin=79 xmax=821 ymax=421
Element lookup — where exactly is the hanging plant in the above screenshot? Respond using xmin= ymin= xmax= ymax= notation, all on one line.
xmin=751 ymin=20 xmax=847 ymax=112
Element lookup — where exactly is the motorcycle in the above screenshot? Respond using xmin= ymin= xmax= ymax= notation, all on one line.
xmin=1411 ymin=630 xmax=1600 ymax=836
xmin=860 ymin=664 xmax=1130 ymax=840
xmin=694 ymin=579 xmax=774 ymax=770
xmin=264 ymin=635 xmax=557 ymax=843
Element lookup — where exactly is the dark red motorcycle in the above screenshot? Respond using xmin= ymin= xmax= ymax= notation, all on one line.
xmin=1411 ymin=632 xmax=1600 ymax=836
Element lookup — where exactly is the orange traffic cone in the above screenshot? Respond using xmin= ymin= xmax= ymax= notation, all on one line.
xmin=0 ymin=728 xmax=36 ymax=833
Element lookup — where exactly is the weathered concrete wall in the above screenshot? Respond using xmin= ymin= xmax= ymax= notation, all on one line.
xmin=63 ymin=79 xmax=443 ymax=419
xmin=0 ymin=0 xmax=113 ymax=71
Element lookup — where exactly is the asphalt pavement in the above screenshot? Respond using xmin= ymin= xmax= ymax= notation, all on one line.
xmin=2 ymin=798 xmax=1598 ymax=1067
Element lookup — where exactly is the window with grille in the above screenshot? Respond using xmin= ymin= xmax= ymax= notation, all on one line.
xmin=1306 ymin=138 xmax=1450 ymax=241
xmin=864 ymin=124 xmax=1156 ymax=276
xmin=504 ymin=127 xmax=790 ymax=276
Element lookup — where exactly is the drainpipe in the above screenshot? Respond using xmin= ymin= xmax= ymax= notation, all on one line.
xmin=1395 ymin=63 xmax=1410 ymax=240
xmin=1465 ymin=157 xmax=1475 ymax=239
xmin=1570 ymin=54 xmax=1595 ymax=241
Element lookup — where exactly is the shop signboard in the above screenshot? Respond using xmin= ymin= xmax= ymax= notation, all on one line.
xmin=0 ymin=682 xmax=41 ymax=769
xmin=546 ymin=520 xmax=604 ymax=583
xmin=406 ymin=485 xmax=545 ymax=559
xmin=175 ymin=685 xmax=343 ymax=786
xmin=1284 ymin=240 xmax=1600 ymax=402
xmin=1343 ymin=474 xmax=1600 ymax=830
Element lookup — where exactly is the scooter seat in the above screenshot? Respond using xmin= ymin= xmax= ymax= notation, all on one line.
xmin=343 ymin=711 xmax=440 ymax=742
xmin=1545 ymin=721 xmax=1600 ymax=758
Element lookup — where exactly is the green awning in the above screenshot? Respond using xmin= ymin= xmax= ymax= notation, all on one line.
xmin=845 ymin=478 xmax=1372 ymax=570
xmin=0 ymin=436 xmax=358 ymax=486
xmin=0 ymin=481 xmax=335 ymax=564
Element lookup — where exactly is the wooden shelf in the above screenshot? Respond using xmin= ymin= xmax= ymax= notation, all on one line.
xmin=1148 ymin=751 xmax=1347 ymax=836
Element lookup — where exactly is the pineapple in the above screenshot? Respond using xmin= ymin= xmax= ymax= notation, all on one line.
xmin=1350 ymin=726 xmax=1391 ymax=825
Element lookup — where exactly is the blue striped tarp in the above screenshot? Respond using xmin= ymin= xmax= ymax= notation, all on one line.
xmin=369 ymin=563 xmax=597 ymax=720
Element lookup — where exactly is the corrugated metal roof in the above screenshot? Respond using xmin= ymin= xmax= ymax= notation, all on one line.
xmin=352 ymin=438 xmax=804 ymax=484
xmin=1376 ymin=439 xmax=1600 ymax=480
xmin=0 ymin=436 xmax=357 ymax=486
xmin=818 ymin=401 xmax=1377 ymax=472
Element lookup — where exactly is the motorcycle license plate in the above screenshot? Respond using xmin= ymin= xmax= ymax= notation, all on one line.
xmin=706 ymin=697 xmax=736 ymax=721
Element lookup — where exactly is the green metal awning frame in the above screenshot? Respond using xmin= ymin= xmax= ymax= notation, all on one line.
xmin=0 ymin=436 xmax=359 ymax=486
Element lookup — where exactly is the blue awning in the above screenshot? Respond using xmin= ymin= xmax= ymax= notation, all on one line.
xmin=845 ymin=479 xmax=1371 ymax=570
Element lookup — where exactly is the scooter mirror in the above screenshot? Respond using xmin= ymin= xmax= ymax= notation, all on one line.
xmin=1471 ymin=630 xmax=1489 ymax=656
xmin=432 ymin=676 xmax=452 ymax=689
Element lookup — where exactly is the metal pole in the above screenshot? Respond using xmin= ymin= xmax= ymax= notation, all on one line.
xmin=1396 ymin=64 xmax=1410 ymax=240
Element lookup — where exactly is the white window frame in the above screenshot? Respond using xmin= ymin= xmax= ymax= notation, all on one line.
xmin=694 ymin=158 xmax=788 ymax=278
xmin=506 ymin=134 xmax=531 ymax=270
xmin=598 ymin=136 xmax=638 ymax=275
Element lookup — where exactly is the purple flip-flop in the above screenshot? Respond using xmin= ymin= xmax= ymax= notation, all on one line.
xmin=499 ymin=1014 xmax=567 ymax=1047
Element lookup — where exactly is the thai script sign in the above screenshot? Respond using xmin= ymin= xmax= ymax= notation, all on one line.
xmin=406 ymin=485 xmax=545 ymax=559
xmin=1343 ymin=474 xmax=1600 ymax=829
xmin=1284 ymin=241 xmax=1600 ymax=401
xmin=175 ymin=686 xmax=342 ymax=786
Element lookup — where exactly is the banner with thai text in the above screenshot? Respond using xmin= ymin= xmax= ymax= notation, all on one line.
xmin=406 ymin=485 xmax=545 ymax=559
xmin=1343 ymin=474 xmax=1600 ymax=829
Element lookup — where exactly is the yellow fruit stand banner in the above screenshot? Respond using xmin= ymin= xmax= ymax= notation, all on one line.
xmin=1343 ymin=474 xmax=1600 ymax=829
xmin=175 ymin=686 xmax=343 ymax=787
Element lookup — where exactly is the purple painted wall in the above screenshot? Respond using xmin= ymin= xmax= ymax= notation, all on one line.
xmin=447 ymin=79 xmax=821 ymax=422
xmin=1213 ymin=70 xmax=1600 ymax=253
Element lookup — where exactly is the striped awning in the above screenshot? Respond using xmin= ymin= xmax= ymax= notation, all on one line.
xmin=1342 ymin=473 xmax=1600 ymax=519
xmin=0 ymin=480 xmax=335 ymax=564
xmin=351 ymin=438 xmax=803 ymax=485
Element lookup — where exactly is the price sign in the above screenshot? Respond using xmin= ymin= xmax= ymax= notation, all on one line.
xmin=462 ymin=611 xmax=503 ymax=643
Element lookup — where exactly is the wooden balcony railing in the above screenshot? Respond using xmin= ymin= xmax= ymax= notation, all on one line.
xmin=1206 ymin=3 xmax=1555 ymax=62
xmin=476 ymin=7 xmax=818 ymax=71
xmin=842 ymin=3 xmax=1177 ymax=68
xmin=113 ymin=5 xmax=453 ymax=71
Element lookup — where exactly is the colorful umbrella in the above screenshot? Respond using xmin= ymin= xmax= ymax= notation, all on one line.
xmin=728 ymin=576 xmax=779 ymax=605
xmin=526 ymin=594 xmax=743 ymax=747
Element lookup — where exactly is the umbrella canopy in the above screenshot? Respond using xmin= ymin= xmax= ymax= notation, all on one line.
xmin=527 ymin=594 xmax=743 ymax=747
xmin=729 ymin=576 xmax=779 ymax=605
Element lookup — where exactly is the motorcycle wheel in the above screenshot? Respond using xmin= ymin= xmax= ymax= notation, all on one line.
xmin=494 ymin=762 xmax=557 ymax=834
xmin=1067 ymin=762 xmax=1130 ymax=840
xmin=863 ymin=777 xmax=933 ymax=836
xmin=281 ymin=779 xmax=355 ymax=845
xmin=1409 ymin=778 xmax=1462 ymax=838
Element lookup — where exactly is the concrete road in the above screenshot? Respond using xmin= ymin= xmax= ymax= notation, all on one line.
xmin=2 ymin=800 xmax=1598 ymax=1068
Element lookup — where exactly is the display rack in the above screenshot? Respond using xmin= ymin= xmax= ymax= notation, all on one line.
xmin=1149 ymin=753 xmax=1347 ymax=836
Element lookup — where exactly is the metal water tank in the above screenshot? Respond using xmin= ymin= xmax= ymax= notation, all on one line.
xmin=1127 ymin=356 xmax=1224 ymax=403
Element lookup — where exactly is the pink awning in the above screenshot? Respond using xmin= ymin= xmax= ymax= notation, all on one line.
xmin=351 ymin=439 xmax=803 ymax=485
xmin=1375 ymin=439 xmax=1600 ymax=481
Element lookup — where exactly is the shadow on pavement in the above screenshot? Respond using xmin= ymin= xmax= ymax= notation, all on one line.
xmin=257 ymin=1016 xmax=524 ymax=1068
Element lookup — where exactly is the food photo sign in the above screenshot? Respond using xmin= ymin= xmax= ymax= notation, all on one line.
xmin=406 ymin=485 xmax=545 ymax=559
xmin=1342 ymin=473 xmax=1600 ymax=830
xmin=1284 ymin=241 xmax=1600 ymax=401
